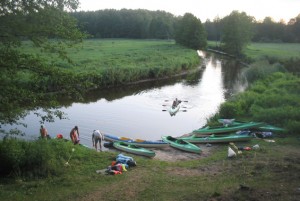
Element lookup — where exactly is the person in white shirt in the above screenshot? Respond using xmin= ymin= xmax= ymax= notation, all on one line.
xmin=92 ymin=130 xmax=104 ymax=151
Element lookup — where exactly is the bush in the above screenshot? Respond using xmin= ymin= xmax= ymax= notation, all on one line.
xmin=0 ymin=139 xmax=74 ymax=178
xmin=219 ymin=102 xmax=240 ymax=118
xmin=242 ymin=59 xmax=286 ymax=84
xmin=215 ymin=73 xmax=300 ymax=134
xmin=283 ymin=57 xmax=300 ymax=74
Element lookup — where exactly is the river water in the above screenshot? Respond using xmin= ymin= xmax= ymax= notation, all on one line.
xmin=3 ymin=51 xmax=247 ymax=148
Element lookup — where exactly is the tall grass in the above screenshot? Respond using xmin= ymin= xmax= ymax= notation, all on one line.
xmin=0 ymin=138 xmax=76 ymax=178
xmin=242 ymin=59 xmax=286 ymax=84
xmin=19 ymin=39 xmax=201 ymax=87
xmin=215 ymin=72 xmax=300 ymax=133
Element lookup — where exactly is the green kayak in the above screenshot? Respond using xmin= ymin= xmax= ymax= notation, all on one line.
xmin=161 ymin=136 xmax=201 ymax=154
xmin=179 ymin=133 xmax=254 ymax=144
xmin=113 ymin=141 xmax=156 ymax=157
xmin=218 ymin=119 xmax=286 ymax=132
xmin=193 ymin=121 xmax=264 ymax=136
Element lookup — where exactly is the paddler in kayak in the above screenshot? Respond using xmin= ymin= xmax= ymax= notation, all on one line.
xmin=172 ymin=98 xmax=181 ymax=109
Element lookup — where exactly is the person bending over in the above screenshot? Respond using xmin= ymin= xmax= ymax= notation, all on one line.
xmin=92 ymin=130 xmax=104 ymax=151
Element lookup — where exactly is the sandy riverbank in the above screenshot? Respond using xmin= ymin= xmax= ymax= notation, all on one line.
xmin=151 ymin=144 xmax=215 ymax=161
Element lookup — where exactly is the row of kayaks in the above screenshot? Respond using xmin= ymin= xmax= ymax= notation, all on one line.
xmin=192 ymin=119 xmax=285 ymax=136
xmin=103 ymin=119 xmax=285 ymax=158
xmin=104 ymin=134 xmax=202 ymax=157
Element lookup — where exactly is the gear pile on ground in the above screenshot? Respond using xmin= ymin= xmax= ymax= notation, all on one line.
xmin=96 ymin=154 xmax=137 ymax=175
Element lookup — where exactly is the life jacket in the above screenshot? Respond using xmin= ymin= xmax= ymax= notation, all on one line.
xmin=56 ymin=134 xmax=63 ymax=139
xmin=113 ymin=164 xmax=123 ymax=172
xmin=110 ymin=170 xmax=122 ymax=175
xmin=122 ymin=164 xmax=128 ymax=171
xmin=244 ymin=147 xmax=252 ymax=151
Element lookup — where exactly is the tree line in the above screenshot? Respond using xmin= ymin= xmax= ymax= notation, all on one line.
xmin=205 ymin=14 xmax=300 ymax=43
xmin=72 ymin=9 xmax=207 ymax=50
xmin=72 ymin=9 xmax=176 ymax=39
xmin=72 ymin=9 xmax=300 ymax=43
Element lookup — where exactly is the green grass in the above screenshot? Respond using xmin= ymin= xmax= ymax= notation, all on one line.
xmin=207 ymin=41 xmax=300 ymax=60
xmin=213 ymin=72 xmax=300 ymax=133
xmin=2 ymin=40 xmax=300 ymax=200
xmin=20 ymin=39 xmax=200 ymax=73
xmin=13 ymin=39 xmax=201 ymax=90
xmin=245 ymin=43 xmax=300 ymax=60
xmin=1 ymin=137 xmax=299 ymax=201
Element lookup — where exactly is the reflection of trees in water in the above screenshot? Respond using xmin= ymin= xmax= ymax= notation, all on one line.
xmin=57 ymin=67 xmax=205 ymax=106
xmin=221 ymin=59 xmax=247 ymax=98
xmin=57 ymin=75 xmax=186 ymax=106
xmin=183 ymin=68 xmax=205 ymax=86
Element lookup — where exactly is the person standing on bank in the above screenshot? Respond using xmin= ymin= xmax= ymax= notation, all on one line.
xmin=70 ymin=126 xmax=80 ymax=144
xmin=40 ymin=125 xmax=48 ymax=139
xmin=92 ymin=130 xmax=104 ymax=151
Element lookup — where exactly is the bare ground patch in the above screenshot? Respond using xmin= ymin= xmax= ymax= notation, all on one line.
xmin=152 ymin=144 xmax=215 ymax=162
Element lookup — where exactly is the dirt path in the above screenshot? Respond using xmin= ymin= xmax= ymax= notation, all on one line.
xmin=151 ymin=144 xmax=215 ymax=161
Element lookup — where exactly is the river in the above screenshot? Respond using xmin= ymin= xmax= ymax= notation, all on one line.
xmin=2 ymin=51 xmax=247 ymax=148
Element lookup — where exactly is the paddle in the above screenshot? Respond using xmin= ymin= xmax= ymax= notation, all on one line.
xmin=162 ymin=109 xmax=187 ymax=112
xmin=164 ymin=100 xmax=188 ymax=102
xmin=162 ymin=104 xmax=187 ymax=108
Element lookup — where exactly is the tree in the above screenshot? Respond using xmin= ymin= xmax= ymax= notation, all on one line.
xmin=0 ymin=0 xmax=85 ymax=56
xmin=221 ymin=11 xmax=254 ymax=56
xmin=204 ymin=16 xmax=222 ymax=47
xmin=288 ymin=14 xmax=300 ymax=42
xmin=0 ymin=0 xmax=86 ymax=133
xmin=175 ymin=13 xmax=207 ymax=50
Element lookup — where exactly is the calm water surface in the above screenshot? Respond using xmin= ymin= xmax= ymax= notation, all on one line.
xmin=4 ymin=51 xmax=247 ymax=148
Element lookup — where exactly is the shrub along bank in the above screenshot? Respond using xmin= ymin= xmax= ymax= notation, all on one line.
xmin=210 ymin=72 xmax=300 ymax=134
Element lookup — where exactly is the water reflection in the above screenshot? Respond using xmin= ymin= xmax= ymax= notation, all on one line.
xmin=2 ymin=51 xmax=247 ymax=148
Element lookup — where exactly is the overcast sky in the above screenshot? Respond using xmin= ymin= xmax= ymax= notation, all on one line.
xmin=78 ymin=0 xmax=299 ymax=23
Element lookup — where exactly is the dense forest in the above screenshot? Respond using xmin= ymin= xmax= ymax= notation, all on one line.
xmin=205 ymin=15 xmax=300 ymax=43
xmin=72 ymin=9 xmax=300 ymax=43
xmin=72 ymin=9 xmax=177 ymax=39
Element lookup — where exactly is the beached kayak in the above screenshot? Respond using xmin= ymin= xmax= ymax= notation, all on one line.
xmin=169 ymin=104 xmax=180 ymax=116
xmin=192 ymin=121 xmax=264 ymax=136
xmin=113 ymin=141 xmax=156 ymax=157
xmin=104 ymin=133 xmax=168 ymax=148
xmin=127 ymin=139 xmax=169 ymax=148
xmin=104 ymin=133 xmax=132 ymax=142
xmin=179 ymin=133 xmax=254 ymax=144
xmin=161 ymin=136 xmax=201 ymax=154
xmin=218 ymin=119 xmax=286 ymax=132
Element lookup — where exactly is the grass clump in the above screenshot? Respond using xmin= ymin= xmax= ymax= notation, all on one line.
xmin=0 ymin=139 xmax=76 ymax=178
xmin=242 ymin=59 xmax=286 ymax=84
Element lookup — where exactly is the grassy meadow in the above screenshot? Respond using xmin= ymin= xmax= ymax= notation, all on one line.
xmin=21 ymin=39 xmax=200 ymax=76
xmin=13 ymin=39 xmax=201 ymax=92
xmin=207 ymin=41 xmax=300 ymax=60
xmin=245 ymin=43 xmax=300 ymax=60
